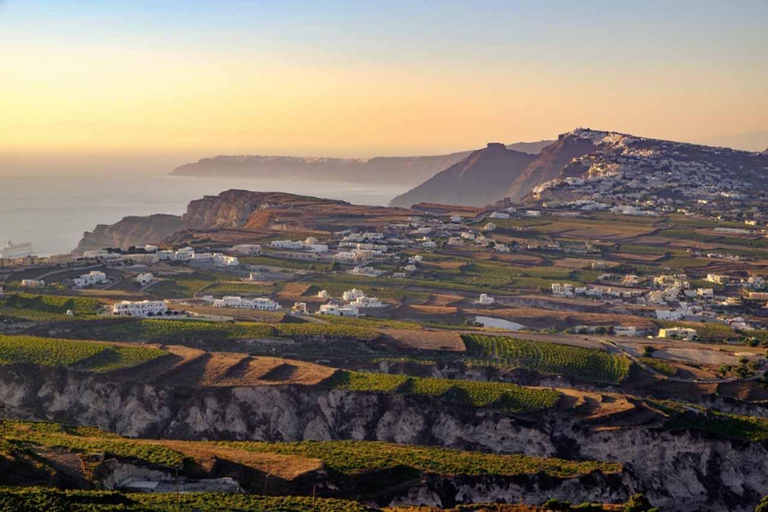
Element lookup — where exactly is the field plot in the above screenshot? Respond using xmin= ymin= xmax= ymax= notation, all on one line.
xmin=0 ymin=335 xmax=166 ymax=372
xmin=62 ymin=318 xmax=381 ymax=344
xmin=380 ymin=328 xmax=466 ymax=352
xmin=462 ymin=334 xmax=631 ymax=384
xmin=0 ymin=293 xmax=102 ymax=322
xmin=464 ymin=307 xmax=657 ymax=330
xmin=224 ymin=439 xmax=621 ymax=478
xmin=327 ymin=370 xmax=561 ymax=413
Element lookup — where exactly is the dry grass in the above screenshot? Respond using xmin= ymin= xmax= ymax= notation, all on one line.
xmin=552 ymin=258 xmax=619 ymax=269
xmin=464 ymin=307 xmax=657 ymax=329
xmin=424 ymin=294 xmax=464 ymax=307
xmin=380 ymin=328 xmax=466 ymax=352
xmin=214 ymin=356 xmax=336 ymax=387
xmin=277 ymin=283 xmax=312 ymax=300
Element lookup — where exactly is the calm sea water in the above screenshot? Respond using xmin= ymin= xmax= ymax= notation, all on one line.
xmin=0 ymin=174 xmax=407 ymax=256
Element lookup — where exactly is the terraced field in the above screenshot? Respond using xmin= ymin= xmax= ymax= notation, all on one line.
xmin=0 ymin=488 xmax=373 ymax=512
xmin=0 ymin=335 xmax=166 ymax=373
xmin=225 ymin=439 xmax=622 ymax=477
xmin=462 ymin=334 xmax=631 ymax=384
xmin=63 ymin=318 xmax=381 ymax=343
xmin=327 ymin=370 xmax=560 ymax=413
xmin=0 ymin=420 xmax=619 ymax=480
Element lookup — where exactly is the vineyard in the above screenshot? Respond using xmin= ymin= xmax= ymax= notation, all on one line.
xmin=0 ymin=335 xmax=165 ymax=373
xmin=0 ymin=293 xmax=102 ymax=322
xmin=67 ymin=318 xmax=380 ymax=344
xmin=0 ymin=420 xmax=184 ymax=467
xmin=0 ymin=488 xmax=373 ymax=512
xmin=462 ymin=334 xmax=631 ymax=384
xmin=224 ymin=439 xmax=622 ymax=478
xmin=327 ymin=370 xmax=560 ymax=413
xmin=650 ymin=401 xmax=768 ymax=442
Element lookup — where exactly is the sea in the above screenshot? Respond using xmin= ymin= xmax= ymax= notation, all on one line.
xmin=0 ymin=174 xmax=408 ymax=257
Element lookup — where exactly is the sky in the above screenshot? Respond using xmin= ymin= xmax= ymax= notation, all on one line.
xmin=1 ymin=0 xmax=767 ymax=172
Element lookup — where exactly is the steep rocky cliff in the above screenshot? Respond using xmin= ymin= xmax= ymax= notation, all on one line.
xmin=75 ymin=214 xmax=185 ymax=253
xmin=74 ymin=190 xmax=357 ymax=253
xmin=1 ymin=363 xmax=767 ymax=511
xmin=181 ymin=190 xmax=349 ymax=229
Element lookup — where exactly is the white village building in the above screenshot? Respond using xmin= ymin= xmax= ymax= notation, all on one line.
xmin=113 ymin=300 xmax=168 ymax=317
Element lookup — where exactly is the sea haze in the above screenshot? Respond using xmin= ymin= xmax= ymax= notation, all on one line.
xmin=0 ymin=174 xmax=408 ymax=256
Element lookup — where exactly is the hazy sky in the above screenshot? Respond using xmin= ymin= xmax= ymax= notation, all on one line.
xmin=1 ymin=0 xmax=767 ymax=164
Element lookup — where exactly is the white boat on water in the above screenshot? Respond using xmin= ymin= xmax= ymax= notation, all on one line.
xmin=0 ymin=241 xmax=35 ymax=259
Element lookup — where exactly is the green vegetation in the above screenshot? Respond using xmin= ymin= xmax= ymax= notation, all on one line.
xmin=462 ymin=334 xmax=631 ymax=384
xmin=0 ymin=293 xmax=102 ymax=322
xmin=148 ymin=271 xmax=235 ymax=299
xmin=639 ymin=357 xmax=677 ymax=377
xmin=654 ymin=320 xmax=736 ymax=342
xmin=0 ymin=420 xmax=184 ymax=467
xmin=242 ymin=254 xmax=333 ymax=271
xmin=224 ymin=439 xmax=621 ymax=478
xmin=0 ymin=335 xmax=165 ymax=372
xmin=327 ymin=370 xmax=560 ymax=413
xmin=652 ymin=400 xmax=768 ymax=442
xmin=203 ymin=282 xmax=276 ymax=296
xmin=64 ymin=318 xmax=380 ymax=343
xmin=0 ymin=488 xmax=372 ymax=512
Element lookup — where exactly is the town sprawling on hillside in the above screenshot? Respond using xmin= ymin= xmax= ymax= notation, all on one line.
xmin=3 ymin=131 xmax=768 ymax=512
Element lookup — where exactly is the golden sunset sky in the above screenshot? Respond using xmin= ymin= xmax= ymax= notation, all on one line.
xmin=1 ymin=0 xmax=767 ymax=167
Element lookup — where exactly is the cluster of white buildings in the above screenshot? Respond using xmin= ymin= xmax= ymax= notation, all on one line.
xmin=112 ymin=300 xmax=168 ymax=317
xmin=318 ymin=303 xmax=360 ymax=317
xmin=316 ymin=288 xmax=384 ymax=317
xmin=212 ymin=296 xmax=281 ymax=310
xmin=73 ymin=271 xmax=108 ymax=288
xmin=153 ymin=247 xmax=239 ymax=266
xmin=271 ymin=237 xmax=328 ymax=253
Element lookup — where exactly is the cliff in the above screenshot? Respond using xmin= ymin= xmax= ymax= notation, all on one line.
xmin=75 ymin=214 xmax=185 ymax=253
xmin=171 ymin=153 xmax=472 ymax=186
xmin=507 ymin=133 xmax=598 ymax=200
xmin=1 ymin=363 xmax=767 ymax=511
xmin=169 ymin=142 xmax=552 ymax=187
xmin=75 ymin=190 xmax=411 ymax=253
xmin=390 ymin=144 xmax=536 ymax=208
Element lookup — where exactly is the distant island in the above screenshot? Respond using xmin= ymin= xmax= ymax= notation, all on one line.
xmin=169 ymin=141 xmax=554 ymax=187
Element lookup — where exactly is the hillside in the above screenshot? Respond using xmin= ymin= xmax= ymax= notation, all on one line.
xmin=389 ymin=143 xmax=536 ymax=208
xmin=391 ymin=128 xmax=768 ymax=208
xmin=527 ymin=128 xmax=768 ymax=210
xmin=169 ymin=142 xmax=552 ymax=187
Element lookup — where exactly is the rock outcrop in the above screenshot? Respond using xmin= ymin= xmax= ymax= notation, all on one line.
xmin=75 ymin=214 xmax=184 ymax=253
xmin=74 ymin=190 xmax=357 ymax=253
xmin=1 ymin=363 xmax=767 ymax=511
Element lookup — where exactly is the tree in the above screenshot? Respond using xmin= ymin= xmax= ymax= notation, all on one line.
xmin=755 ymin=495 xmax=768 ymax=512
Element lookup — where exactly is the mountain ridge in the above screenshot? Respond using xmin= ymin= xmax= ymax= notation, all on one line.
xmin=169 ymin=141 xmax=553 ymax=186
xmin=390 ymin=128 xmax=768 ymax=208
xmin=389 ymin=143 xmax=536 ymax=207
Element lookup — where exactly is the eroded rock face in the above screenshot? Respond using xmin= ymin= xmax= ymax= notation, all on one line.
xmin=1 ymin=363 xmax=767 ymax=511
xmin=75 ymin=214 xmax=184 ymax=253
